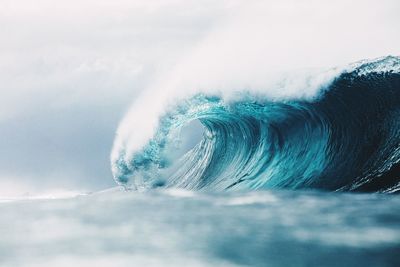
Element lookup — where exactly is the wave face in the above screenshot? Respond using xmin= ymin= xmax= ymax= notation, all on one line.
xmin=112 ymin=56 xmax=400 ymax=193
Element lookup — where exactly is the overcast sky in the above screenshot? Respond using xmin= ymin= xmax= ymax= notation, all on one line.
xmin=0 ymin=0 xmax=399 ymax=197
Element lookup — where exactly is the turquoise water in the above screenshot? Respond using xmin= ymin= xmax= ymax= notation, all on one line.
xmin=112 ymin=56 xmax=400 ymax=193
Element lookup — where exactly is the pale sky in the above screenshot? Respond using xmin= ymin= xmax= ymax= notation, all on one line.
xmin=0 ymin=0 xmax=399 ymax=197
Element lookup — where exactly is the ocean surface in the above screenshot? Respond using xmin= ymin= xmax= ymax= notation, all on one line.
xmin=1 ymin=56 xmax=399 ymax=266
xmin=0 ymin=188 xmax=399 ymax=267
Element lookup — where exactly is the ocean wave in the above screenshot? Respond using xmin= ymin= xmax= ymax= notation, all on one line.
xmin=111 ymin=56 xmax=400 ymax=192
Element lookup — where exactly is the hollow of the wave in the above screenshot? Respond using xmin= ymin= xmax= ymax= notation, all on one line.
xmin=154 ymin=119 xmax=205 ymax=188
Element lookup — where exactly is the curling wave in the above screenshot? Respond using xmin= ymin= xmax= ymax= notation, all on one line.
xmin=112 ymin=56 xmax=400 ymax=193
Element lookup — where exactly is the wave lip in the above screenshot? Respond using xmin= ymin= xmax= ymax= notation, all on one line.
xmin=112 ymin=56 xmax=400 ymax=192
